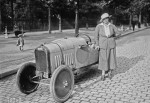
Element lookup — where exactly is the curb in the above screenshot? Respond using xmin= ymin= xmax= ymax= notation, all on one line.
xmin=115 ymin=27 xmax=150 ymax=39
xmin=0 ymin=60 xmax=35 ymax=79
xmin=0 ymin=66 xmax=19 ymax=79
xmin=0 ymin=27 xmax=149 ymax=79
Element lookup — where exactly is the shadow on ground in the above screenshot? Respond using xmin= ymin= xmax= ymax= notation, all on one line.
xmin=75 ymin=66 xmax=101 ymax=84
xmin=113 ymin=55 xmax=144 ymax=76
xmin=73 ymin=55 xmax=144 ymax=94
xmin=74 ymin=55 xmax=144 ymax=86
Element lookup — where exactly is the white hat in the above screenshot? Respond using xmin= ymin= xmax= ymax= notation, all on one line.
xmin=18 ymin=34 xmax=23 ymax=37
xmin=100 ymin=13 xmax=111 ymax=22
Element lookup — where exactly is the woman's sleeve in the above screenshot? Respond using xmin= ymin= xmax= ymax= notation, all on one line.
xmin=94 ymin=25 xmax=99 ymax=46
xmin=113 ymin=24 xmax=121 ymax=37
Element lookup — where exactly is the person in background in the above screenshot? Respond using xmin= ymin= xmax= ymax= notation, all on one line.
xmin=16 ymin=33 xmax=24 ymax=51
xmin=131 ymin=20 xmax=136 ymax=31
xmin=132 ymin=15 xmax=138 ymax=31
xmin=94 ymin=13 xmax=121 ymax=81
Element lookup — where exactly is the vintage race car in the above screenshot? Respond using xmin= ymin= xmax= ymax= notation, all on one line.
xmin=16 ymin=34 xmax=99 ymax=102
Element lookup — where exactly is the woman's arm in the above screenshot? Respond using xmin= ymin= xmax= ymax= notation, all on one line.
xmin=94 ymin=25 xmax=100 ymax=46
xmin=112 ymin=24 xmax=121 ymax=37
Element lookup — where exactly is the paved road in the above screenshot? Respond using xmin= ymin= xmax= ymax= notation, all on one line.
xmin=1 ymin=28 xmax=150 ymax=103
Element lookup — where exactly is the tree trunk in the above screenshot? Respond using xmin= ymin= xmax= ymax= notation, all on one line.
xmin=11 ymin=0 xmax=14 ymax=29
xmin=27 ymin=0 xmax=31 ymax=30
xmin=129 ymin=14 xmax=132 ymax=30
xmin=86 ymin=17 xmax=88 ymax=29
xmin=48 ymin=6 xmax=51 ymax=34
xmin=0 ymin=8 xmax=1 ymax=32
xmin=58 ymin=14 xmax=62 ymax=32
xmin=138 ymin=10 xmax=141 ymax=28
xmin=86 ymin=0 xmax=88 ymax=29
xmin=75 ymin=0 xmax=79 ymax=37
xmin=86 ymin=22 xmax=88 ymax=29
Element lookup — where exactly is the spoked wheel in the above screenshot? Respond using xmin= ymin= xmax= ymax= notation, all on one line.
xmin=50 ymin=65 xmax=74 ymax=102
xmin=16 ymin=62 xmax=39 ymax=94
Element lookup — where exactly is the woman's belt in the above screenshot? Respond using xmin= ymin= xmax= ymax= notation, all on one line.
xmin=101 ymin=35 xmax=115 ymax=38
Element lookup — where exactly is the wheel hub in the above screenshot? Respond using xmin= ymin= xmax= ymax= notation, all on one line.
xmin=63 ymin=80 xmax=68 ymax=88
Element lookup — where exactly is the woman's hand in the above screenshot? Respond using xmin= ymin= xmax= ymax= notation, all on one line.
xmin=116 ymin=33 xmax=121 ymax=38
xmin=95 ymin=46 xmax=100 ymax=50
xmin=90 ymin=44 xmax=95 ymax=49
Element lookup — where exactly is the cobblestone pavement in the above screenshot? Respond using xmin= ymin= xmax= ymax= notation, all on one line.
xmin=1 ymin=29 xmax=150 ymax=103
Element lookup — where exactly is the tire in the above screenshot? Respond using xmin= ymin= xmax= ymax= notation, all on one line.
xmin=50 ymin=65 xmax=74 ymax=102
xmin=16 ymin=62 xmax=39 ymax=94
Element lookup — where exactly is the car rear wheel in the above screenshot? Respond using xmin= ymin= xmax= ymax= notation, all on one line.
xmin=16 ymin=62 xmax=39 ymax=94
xmin=50 ymin=65 xmax=74 ymax=102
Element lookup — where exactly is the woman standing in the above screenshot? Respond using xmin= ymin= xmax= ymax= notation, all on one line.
xmin=94 ymin=13 xmax=121 ymax=81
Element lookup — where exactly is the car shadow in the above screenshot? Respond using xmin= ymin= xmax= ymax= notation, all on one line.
xmin=74 ymin=55 xmax=144 ymax=92
xmin=75 ymin=65 xmax=101 ymax=84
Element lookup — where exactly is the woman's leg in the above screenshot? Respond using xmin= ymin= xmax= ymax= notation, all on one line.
xmin=108 ymin=48 xmax=117 ymax=79
xmin=101 ymin=70 xmax=105 ymax=81
xmin=98 ymin=49 xmax=110 ymax=80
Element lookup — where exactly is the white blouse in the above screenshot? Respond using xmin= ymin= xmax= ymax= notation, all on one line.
xmin=100 ymin=23 xmax=111 ymax=37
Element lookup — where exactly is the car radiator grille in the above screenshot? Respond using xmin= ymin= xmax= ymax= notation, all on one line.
xmin=54 ymin=53 xmax=74 ymax=68
xmin=35 ymin=49 xmax=47 ymax=72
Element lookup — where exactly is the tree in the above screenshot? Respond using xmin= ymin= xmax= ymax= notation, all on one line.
xmin=2 ymin=0 xmax=16 ymax=30
xmin=105 ymin=0 xmax=131 ymax=25
xmin=120 ymin=0 xmax=150 ymax=28
xmin=67 ymin=0 xmax=80 ymax=36
xmin=52 ymin=0 xmax=68 ymax=32
xmin=131 ymin=0 xmax=150 ymax=28
xmin=0 ymin=1 xmax=2 ymax=32
xmin=80 ymin=0 xmax=93 ymax=29
xmin=14 ymin=0 xmax=48 ymax=30
xmin=40 ymin=0 xmax=53 ymax=34
xmin=91 ymin=0 xmax=113 ymax=24
xmin=1 ymin=0 xmax=13 ymax=31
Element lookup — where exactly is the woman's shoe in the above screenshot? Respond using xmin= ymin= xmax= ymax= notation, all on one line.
xmin=108 ymin=71 xmax=112 ymax=79
xmin=101 ymin=75 xmax=105 ymax=81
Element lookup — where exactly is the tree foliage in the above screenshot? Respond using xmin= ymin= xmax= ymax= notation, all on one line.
xmin=1 ymin=0 xmax=150 ymax=32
